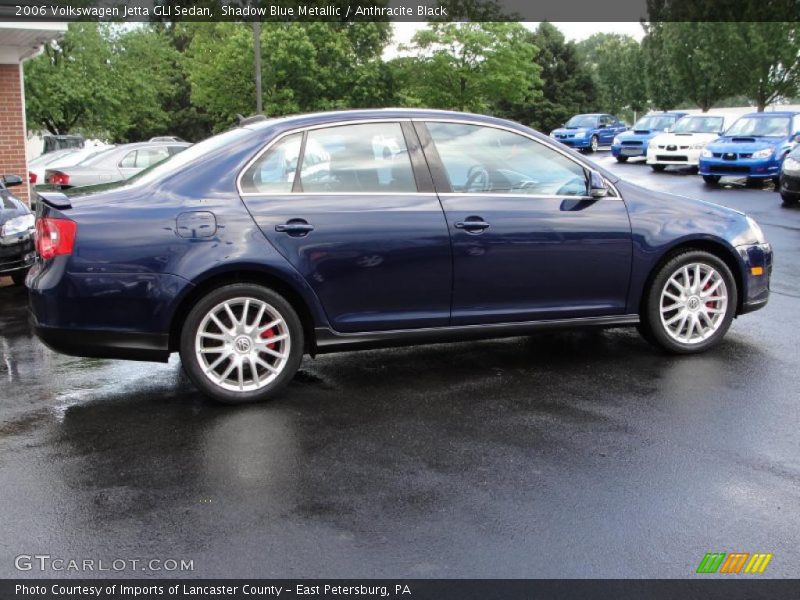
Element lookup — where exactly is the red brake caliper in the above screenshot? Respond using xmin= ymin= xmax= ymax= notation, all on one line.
xmin=260 ymin=327 xmax=276 ymax=350
xmin=704 ymin=279 xmax=716 ymax=310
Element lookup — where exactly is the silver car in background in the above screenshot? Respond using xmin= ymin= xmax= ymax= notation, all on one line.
xmin=44 ymin=141 xmax=190 ymax=189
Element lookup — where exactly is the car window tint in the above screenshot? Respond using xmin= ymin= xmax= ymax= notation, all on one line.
xmin=135 ymin=147 xmax=170 ymax=169
xmin=299 ymin=123 xmax=417 ymax=193
xmin=426 ymin=122 xmax=588 ymax=196
xmin=119 ymin=151 xmax=137 ymax=169
xmin=240 ymin=132 xmax=302 ymax=194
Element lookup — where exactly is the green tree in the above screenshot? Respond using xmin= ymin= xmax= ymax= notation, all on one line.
xmin=578 ymin=33 xmax=647 ymax=117
xmin=397 ymin=22 xmax=540 ymax=113
xmin=641 ymin=22 xmax=685 ymax=111
xmin=734 ymin=22 xmax=800 ymax=111
xmin=24 ymin=23 xmax=119 ymax=136
xmin=659 ymin=22 xmax=739 ymax=112
xmin=499 ymin=22 xmax=597 ymax=132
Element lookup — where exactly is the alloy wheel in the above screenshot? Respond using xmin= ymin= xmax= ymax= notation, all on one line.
xmin=194 ymin=297 xmax=291 ymax=392
xmin=659 ymin=263 xmax=728 ymax=345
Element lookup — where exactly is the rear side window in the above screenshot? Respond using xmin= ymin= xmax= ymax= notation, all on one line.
xmin=426 ymin=122 xmax=588 ymax=196
xmin=300 ymin=123 xmax=417 ymax=193
xmin=135 ymin=147 xmax=170 ymax=168
xmin=240 ymin=133 xmax=303 ymax=194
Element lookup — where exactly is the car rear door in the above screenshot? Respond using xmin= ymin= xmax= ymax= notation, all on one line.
xmin=416 ymin=120 xmax=632 ymax=326
xmin=238 ymin=121 xmax=452 ymax=333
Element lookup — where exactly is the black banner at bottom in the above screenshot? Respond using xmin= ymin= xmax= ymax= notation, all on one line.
xmin=3 ymin=580 xmax=800 ymax=600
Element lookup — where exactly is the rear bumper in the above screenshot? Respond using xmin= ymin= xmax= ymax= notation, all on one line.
xmin=31 ymin=315 xmax=171 ymax=362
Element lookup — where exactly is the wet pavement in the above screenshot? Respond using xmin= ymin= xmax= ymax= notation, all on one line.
xmin=1 ymin=153 xmax=799 ymax=578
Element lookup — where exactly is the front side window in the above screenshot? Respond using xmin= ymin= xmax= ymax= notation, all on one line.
xmin=426 ymin=122 xmax=588 ymax=196
xmin=299 ymin=123 xmax=417 ymax=193
xmin=119 ymin=151 xmax=137 ymax=169
xmin=240 ymin=132 xmax=303 ymax=194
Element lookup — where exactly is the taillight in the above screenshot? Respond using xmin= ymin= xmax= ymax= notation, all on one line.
xmin=29 ymin=171 xmax=37 ymax=184
xmin=49 ymin=172 xmax=69 ymax=186
xmin=35 ymin=218 xmax=77 ymax=260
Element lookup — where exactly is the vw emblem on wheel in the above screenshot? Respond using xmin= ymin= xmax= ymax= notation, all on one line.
xmin=687 ymin=296 xmax=701 ymax=311
xmin=234 ymin=336 xmax=252 ymax=353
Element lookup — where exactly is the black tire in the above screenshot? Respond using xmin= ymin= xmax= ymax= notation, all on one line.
xmin=179 ymin=283 xmax=304 ymax=404
xmin=745 ymin=177 xmax=763 ymax=188
xmin=11 ymin=270 xmax=27 ymax=286
xmin=615 ymin=156 xmax=628 ymax=163
xmin=640 ymin=250 xmax=737 ymax=354
xmin=650 ymin=164 xmax=667 ymax=172
xmin=782 ymin=192 xmax=799 ymax=207
xmin=702 ymin=175 xmax=721 ymax=186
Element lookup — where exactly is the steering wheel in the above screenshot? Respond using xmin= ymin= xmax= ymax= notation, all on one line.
xmin=465 ymin=166 xmax=491 ymax=193
xmin=556 ymin=176 xmax=588 ymax=197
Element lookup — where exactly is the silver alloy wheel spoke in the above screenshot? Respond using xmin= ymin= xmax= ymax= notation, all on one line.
xmin=659 ymin=262 xmax=728 ymax=345
xmin=194 ymin=296 xmax=291 ymax=392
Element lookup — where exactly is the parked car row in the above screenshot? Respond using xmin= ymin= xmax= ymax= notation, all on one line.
xmin=555 ymin=111 xmax=800 ymax=207
xmin=0 ymin=174 xmax=34 ymax=286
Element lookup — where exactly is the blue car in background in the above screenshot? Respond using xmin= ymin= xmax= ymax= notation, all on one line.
xmin=611 ymin=111 xmax=688 ymax=162
xmin=699 ymin=111 xmax=800 ymax=186
xmin=550 ymin=114 xmax=627 ymax=153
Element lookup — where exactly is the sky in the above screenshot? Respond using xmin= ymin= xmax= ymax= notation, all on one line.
xmin=386 ymin=21 xmax=645 ymax=58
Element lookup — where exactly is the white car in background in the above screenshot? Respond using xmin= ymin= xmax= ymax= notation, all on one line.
xmin=28 ymin=144 xmax=114 ymax=186
xmin=646 ymin=114 xmax=736 ymax=171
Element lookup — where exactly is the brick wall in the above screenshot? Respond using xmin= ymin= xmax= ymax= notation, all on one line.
xmin=0 ymin=63 xmax=29 ymax=204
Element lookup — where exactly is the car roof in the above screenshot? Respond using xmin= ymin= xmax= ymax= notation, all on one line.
xmin=241 ymin=108 xmax=540 ymax=134
xmin=740 ymin=111 xmax=798 ymax=117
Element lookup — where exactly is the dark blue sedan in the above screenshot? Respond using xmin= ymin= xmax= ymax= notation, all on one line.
xmin=28 ymin=109 xmax=773 ymax=404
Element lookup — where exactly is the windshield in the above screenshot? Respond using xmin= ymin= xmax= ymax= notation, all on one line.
xmin=671 ymin=116 xmax=724 ymax=134
xmin=726 ymin=116 xmax=791 ymax=137
xmin=565 ymin=115 xmax=597 ymax=128
xmin=633 ymin=115 xmax=677 ymax=131
xmin=79 ymin=147 xmax=118 ymax=166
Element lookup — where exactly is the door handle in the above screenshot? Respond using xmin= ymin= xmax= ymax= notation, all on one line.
xmin=455 ymin=218 xmax=490 ymax=232
xmin=275 ymin=219 xmax=314 ymax=236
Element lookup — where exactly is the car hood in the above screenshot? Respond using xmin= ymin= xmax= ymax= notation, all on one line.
xmin=0 ymin=193 xmax=30 ymax=224
xmin=705 ymin=136 xmax=786 ymax=153
xmin=617 ymin=130 xmax=660 ymax=141
xmin=651 ymin=132 xmax=719 ymax=145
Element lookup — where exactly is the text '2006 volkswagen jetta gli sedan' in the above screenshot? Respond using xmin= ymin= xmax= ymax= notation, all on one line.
xmin=28 ymin=109 xmax=773 ymax=404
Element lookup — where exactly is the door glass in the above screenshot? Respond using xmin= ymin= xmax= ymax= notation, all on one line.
xmin=119 ymin=151 xmax=137 ymax=168
xmin=135 ymin=147 xmax=170 ymax=168
xmin=427 ymin=122 xmax=588 ymax=196
xmin=240 ymin=132 xmax=303 ymax=194
xmin=300 ymin=123 xmax=417 ymax=193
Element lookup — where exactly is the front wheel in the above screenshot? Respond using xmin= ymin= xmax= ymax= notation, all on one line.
xmin=782 ymin=192 xmax=799 ymax=207
xmin=588 ymin=135 xmax=599 ymax=153
xmin=640 ymin=250 xmax=737 ymax=354
xmin=702 ymin=175 xmax=721 ymax=185
xmin=179 ymin=283 xmax=304 ymax=404
xmin=11 ymin=270 xmax=27 ymax=286
xmin=615 ymin=155 xmax=628 ymax=163
xmin=650 ymin=164 xmax=667 ymax=172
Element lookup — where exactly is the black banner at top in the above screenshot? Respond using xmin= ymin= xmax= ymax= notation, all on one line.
xmin=1 ymin=0 xmax=799 ymax=22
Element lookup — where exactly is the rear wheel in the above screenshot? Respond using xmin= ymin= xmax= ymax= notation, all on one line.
xmin=650 ymin=164 xmax=667 ymax=172
xmin=615 ymin=156 xmax=628 ymax=163
xmin=702 ymin=175 xmax=721 ymax=186
xmin=179 ymin=283 xmax=303 ymax=404
xmin=640 ymin=250 xmax=736 ymax=354
xmin=10 ymin=270 xmax=27 ymax=286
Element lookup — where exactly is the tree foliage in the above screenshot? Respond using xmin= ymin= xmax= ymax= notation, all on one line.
xmin=734 ymin=22 xmax=800 ymax=111
xmin=577 ymin=33 xmax=647 ymax=117
xmin=395 ymin=22 xmax=540 ymax=113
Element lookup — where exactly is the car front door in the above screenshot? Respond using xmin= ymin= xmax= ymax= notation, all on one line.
xmin=238 ymin=121 xmax=452 ymax=333
xmin=417 ymin=120 xmax=632 ymax=326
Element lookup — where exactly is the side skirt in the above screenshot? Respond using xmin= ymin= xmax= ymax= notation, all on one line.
xmin=313 ymin=314 xmax=640 ymax=354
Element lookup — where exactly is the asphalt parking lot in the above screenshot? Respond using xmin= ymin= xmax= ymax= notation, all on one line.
xmin=1 ymin=152 xmax=799 ymax=579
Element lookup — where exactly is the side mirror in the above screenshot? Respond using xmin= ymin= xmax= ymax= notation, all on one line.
xmin=588 ymin=171 xmax=608 ymax=198
xmin=2 ymin=174 xmax=23 ymax=187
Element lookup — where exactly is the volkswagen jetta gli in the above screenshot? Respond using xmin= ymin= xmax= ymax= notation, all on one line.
xmin=28 ymin=109 xmax=773 ymax=404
